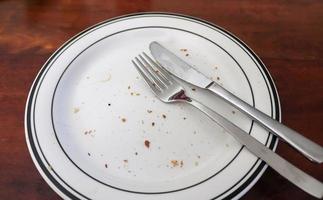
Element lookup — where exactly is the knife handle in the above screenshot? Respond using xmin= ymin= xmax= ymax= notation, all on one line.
xmin=187 ymin=98 xmax=323 ymax=199
xmin=206 ymin=82 xmax=323 ymax=164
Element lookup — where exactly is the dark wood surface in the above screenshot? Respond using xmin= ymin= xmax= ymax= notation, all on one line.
xmin=0 ymin=0 xmax=322 ymax=199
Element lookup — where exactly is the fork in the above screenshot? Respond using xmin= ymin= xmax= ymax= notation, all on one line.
xmin=132 ymin=53 xmax=323 ymax=199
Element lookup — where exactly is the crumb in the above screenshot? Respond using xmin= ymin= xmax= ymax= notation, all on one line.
xmin=84 ymin=131 xmax=88 ymax=135
xmin=130 ymin=92 xmax=134 ymax=96
xmin=191 ymin=88 xmax=196 ymax=91
xmin=121 ymin=118 xmax=126 ymax=122
xmin=128 ymin=86 xmax=131 ymax=89
xmin=87 ymin=153 xmax=91 ymax=156
xmin=123 ymin=159 xmax=128 ymax=163
xmin=135 ymin=152 xmax=138 ymax=155
xmin=232 ymin=110 xmax=235 ymax=114
xmin=144 ymin=140 xmax=150 ymax=148
xmin=180 ymin=48 xmax=187 ymax=52
xmin=180 ymin=160 xmax=184 ymax=168
xmin=195 ymin=161 xmax=199 ymax=166
xmin=216 ymin=77 xmax=220 ymax=81
xmin=136 ymin=93 xmax=140 ymax=96
xmin=185 ymin=53 xmax=189 ymax=56
xmin=214 ymin=66 xmax=218 ymax=70
xmin=105 ymin=164 xmax=108 ymax=168
xmin=152 ymin=122 xmax=155 ymax=126
xmin=197 ymin=155 xmax=201 ymax=159
xmin=183 ymin=117 xmax=187 ymax=120
xmin=108 ymin=103 xmax=111 ymax=106
xmin=162 ymin=114 xmax=166 ymax=119
xmin=171 ymin=160 xmax=179 ymax=167
xmin=147 ymin=110 xmax=152 ymax=113
xmin=73 ymin=107 xmax=80 ymax=113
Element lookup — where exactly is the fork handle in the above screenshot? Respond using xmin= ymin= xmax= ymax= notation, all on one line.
xmin=206 ymin=82 xmax=323 ymax=164
xmin=187 ymin=98 xmax=323 ymax=199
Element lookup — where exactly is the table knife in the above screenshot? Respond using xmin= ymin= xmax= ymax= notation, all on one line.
xmin=149 ymin=41 xmax=323 ymax=164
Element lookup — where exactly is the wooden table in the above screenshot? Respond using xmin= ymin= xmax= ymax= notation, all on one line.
xmin=1 ymin=0 xmax=322 ymax=199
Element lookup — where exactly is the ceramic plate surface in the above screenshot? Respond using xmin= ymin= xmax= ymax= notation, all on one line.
xmin=25 ymin=13 xmax=281 ymax=200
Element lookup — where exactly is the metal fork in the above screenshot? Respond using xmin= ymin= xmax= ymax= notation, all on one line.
xmin=132 ymin=53 xmax=323 ymax=199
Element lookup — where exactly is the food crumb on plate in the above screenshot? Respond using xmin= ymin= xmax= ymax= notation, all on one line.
xmin=147 ymin=110 xmax=152 ymax=113
xmin=105 ymin=164 xmax=108 ymax=168
xmin=144 ymin=140 xmax=150 ymax=148
xmin=162 ymin=114 xmax=166 ymax=119
xmin=151 ymin=122 xmax=155 ymax=126
xmin=183 ymin=117 xmax=187 ymax=120
xmin=121 ymin=118 xmax=127 ymax=123
xmin=87 ymin=153 xmax=91 ymax=156
xmin=128 ymin=86 xmax=131 ymax=89
xmin=185 ymin=53 xmax=189 ymax=56
xmin=135 ymin=152 xmax=138 ymax=155
xmin=180 ymin=48 xmax=187 ymax=52
xmin=191 ymin=88 xmax=196 ymax=91
xmin=73 ymin=107 xmax=80 ymax=113
xmin=171 ymin=160 xmax=179 ymax=167
xmin=123 ymin=159 xmax=128 ymax=163
xmin=232 ymin=110 xmax=235 ymax=114
xmin=170 ymin=160 xmax=184 ymax=168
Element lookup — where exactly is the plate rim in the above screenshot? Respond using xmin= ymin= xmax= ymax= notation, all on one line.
xmin=24 ymin=12 xmax=281 ymax=200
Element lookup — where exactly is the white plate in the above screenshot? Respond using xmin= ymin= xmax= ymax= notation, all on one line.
xmin=25 ymin=13 xmax=281 ymax=200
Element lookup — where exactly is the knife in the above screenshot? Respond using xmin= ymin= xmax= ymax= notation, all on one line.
xmin=150 ymin=41 xmax=323 ymax=164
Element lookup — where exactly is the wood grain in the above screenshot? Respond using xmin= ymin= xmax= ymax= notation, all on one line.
xmin=0 ymin=0 xmax=322 ymax=199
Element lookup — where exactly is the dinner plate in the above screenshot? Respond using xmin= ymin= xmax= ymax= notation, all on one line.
xmin=25 ymin=13 xmax=281 ymax=199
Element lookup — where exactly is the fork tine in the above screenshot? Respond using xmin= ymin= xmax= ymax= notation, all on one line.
xmin=138 ymin=54 xmax=169 ymax=88
xmin=132 ymin=60 xmax=161 ymax=94
xmin=140 ymin=53 xmax=170 ymax=86
xmin=135 ymin=57 xmax=166 ymax=90
xmin=142 ymin=52 xmax=175 ymax=83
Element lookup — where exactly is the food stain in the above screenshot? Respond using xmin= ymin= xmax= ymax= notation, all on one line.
xmin=100 ymin=73 xmax=111 ymax=82
xmin=73 ymin=107 xmax=80 ymax=113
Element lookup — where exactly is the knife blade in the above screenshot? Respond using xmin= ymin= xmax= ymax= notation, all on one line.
xmin=150 ymin=41 xmax=323 ymax=164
